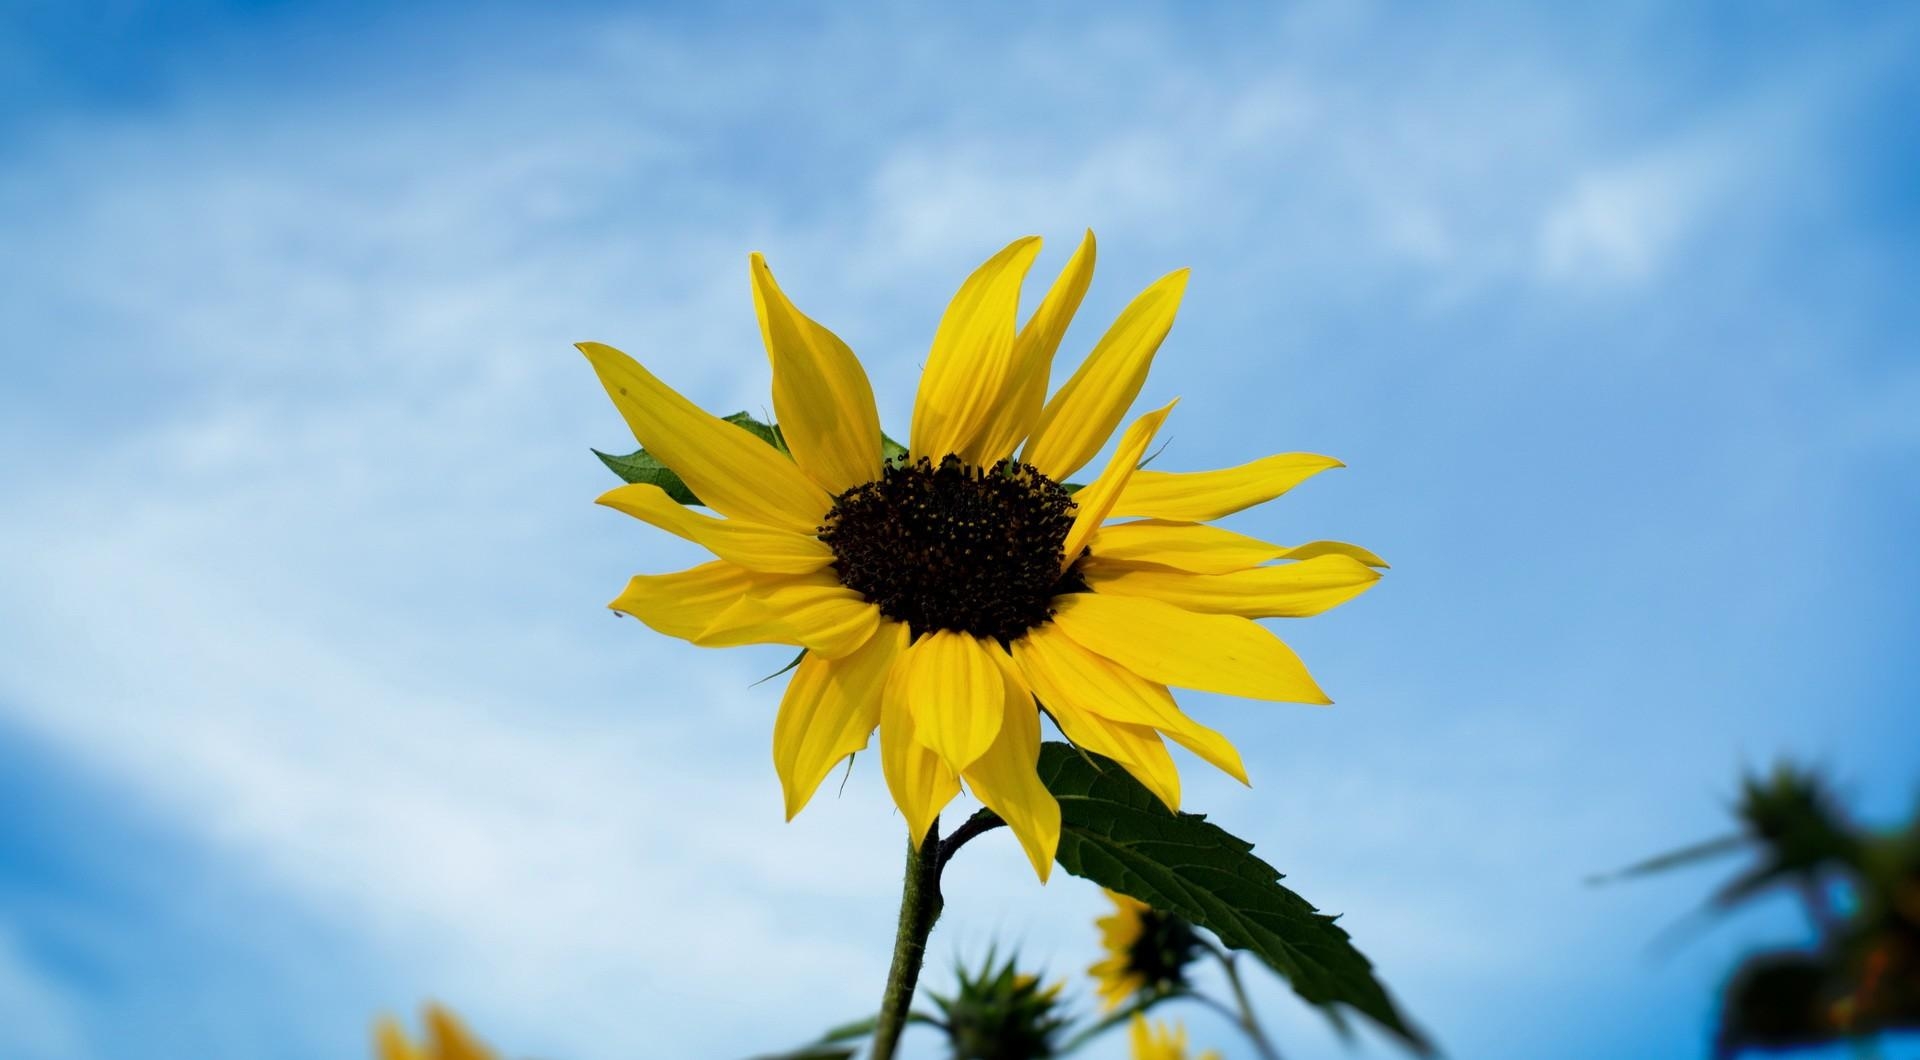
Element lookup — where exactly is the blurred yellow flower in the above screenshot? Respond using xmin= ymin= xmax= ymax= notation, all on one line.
xmin=585 ymin=233 xmax=1382 ymax=880
xmin=1089 ymin=889 xmax=1201 ymax=1010
xmin=374 ymin=1003 xmax=499 ymax=1060
xmin=1130 ymin=1014 xmax=1221 ymax=1060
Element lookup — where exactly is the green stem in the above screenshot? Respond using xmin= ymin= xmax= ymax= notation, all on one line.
xmin=1211 ymin=947 xmax=1283 ymax=1060
xmin=870 ymin=821 xmax=944 ymax=1060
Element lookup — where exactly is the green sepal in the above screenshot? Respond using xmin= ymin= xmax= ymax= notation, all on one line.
xmin=882 ymin=432 xmax=909 ymax=466
xmin=1034 ymin=742 xmax=1435 ymax=1055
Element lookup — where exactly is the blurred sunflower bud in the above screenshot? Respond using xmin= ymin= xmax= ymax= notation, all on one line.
xmin=1128 ymin=1015 xmax=1221 ymax=1060
xmin=1089 ymin=890 xmax=1202 ymax=1010
xmin=374 ymin=1003 xmax=500 ymax=1060
xmin=927 ymin=950 xmax=1071 ymax=1060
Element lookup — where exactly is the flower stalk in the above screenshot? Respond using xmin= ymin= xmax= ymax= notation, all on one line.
xmin=1207 ymin=944 xmax=1282 ymax=1060
xmin=871 ymin=821 xmax=945 ymax=1059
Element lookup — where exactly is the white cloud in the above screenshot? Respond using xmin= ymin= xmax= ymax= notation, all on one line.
xmin=1536 ymin=140 xmax=1720 ymax=287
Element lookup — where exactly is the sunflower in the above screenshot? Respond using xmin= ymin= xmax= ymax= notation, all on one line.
xmin=1129 ymin=1015 xmax=1221 ymax=1060
xmin=928 ymin=953 xmax=1072 ymax=1060
xmin=584 ymin=233 xmax=1383 ymax=880
xmin=374 ymin=1004 xmax=498 ymax=1060
xmin=1089 ymin=890 xmax=1201 ymax=1010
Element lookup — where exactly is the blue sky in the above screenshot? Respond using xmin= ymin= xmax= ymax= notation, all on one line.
xmin=1 ymin=2 xmax=1917 ymax=1057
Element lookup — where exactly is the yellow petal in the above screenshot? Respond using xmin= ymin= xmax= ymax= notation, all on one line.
xmin=1278 ymin=539 xmax=1390 ymax=568
xmin=426 ymin=1004 xmax=498 ymax=1060
xmin=960 ymin=650 xmax=1061 ymax=880
xmin=772 ymin=621 xmax=907 ymax=819
xmin=1084 ymin=554 xmax=1381 ymax=619
xmin=1024 ymin=268 xmax=1189 ymax=481
xmin=374 ymin=1017 xmax=424 ymax=1060
xmin=1036 ymin=690 xmax=1181 ymax=811
xmin=973 ymin=230 xmax=1097 ymax=463
xmin=708 ymin=572 xmax=881 ymax=659
xmin=1130 ymin=1016 xmax=1154 ymax=1056
xmin=610 ymin=562 xmax=877 ymax=658
xmin=750 ymin=254 xmax=885 ymax=493
xmin=1087 ymin=519 xmax=1289 ymax=574
xmin=910 ymin=237 xmax=1044 ymax=463
xmin=1109 ymin=452 xmax=1344 ymax=522
xmin=1086 ymin=523 xmax=1389 ymax=574
xmin=1060 ymin=402 xmax=1176 ymax=571
xmin=1051 ymin=591 xmax=1329 ymax=704
xmin=597 ymin=483 xmax=834 ymax=575
xmin=901 ymin=630 xmax=1006 ymax=771
xmin=880 ymin=660 xmax=960 ymax=845
xmin=608 ymin=560 xmax=756 ymax=643
xmin=1017 ymin=622 xmax=1245 ymax=787
xmin=579 ymin=341 xmax=830 ymax=532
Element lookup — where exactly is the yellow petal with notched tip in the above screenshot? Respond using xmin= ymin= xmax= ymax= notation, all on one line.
xmin=1080 ymin=522 xmax=1390 ymax=574
xmin=750 ymin=253 xmax=884 ymax=493
xmin=597 ymin=483 xmax=834 ymax=575
xmin=608 ymin=560 xmax=757 ymax=642
xmin=707 ymin=573 xmax=880 ymax=659
xmin=1024 ymin=269 xmax=1189 ymax=481
xmin=1052 ymin=591 xmax=1329 ymax=704
xmin=1084 ymin=553 xmax=1380 ymax=620
xmin=1276 ymin=540 xmax=1390 ymax=568
xmin=773 ymin=621 xmax=907 ymax=819
xmin=1109 ymin=452 xmax=1343 ymax=522
xmin=1060 ymin=402 xmax=1176 ymax=571
xmin=973 ymin=230 xmax=1097 ymax=463
xmin=961 ymin=650 xmax=1060 ymax=880
xmin=1016 ymin=622 xmax=1245 ymax=786
xmin=580 ymin=341 xmax=830 ymax=532
xmin=901 ymin=630 xmax=1006 ymax=772
xmin=911 ymin=237 xmax=1043 ymax=463
xmin=881 ymin=661 xmax=961 ymax=845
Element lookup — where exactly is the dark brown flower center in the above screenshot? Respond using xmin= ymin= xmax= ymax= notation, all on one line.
xmin=819 ymin=455 xmax=1087 ymax=641
xmin=1127 ymin=908 xmax=1201 ymax=990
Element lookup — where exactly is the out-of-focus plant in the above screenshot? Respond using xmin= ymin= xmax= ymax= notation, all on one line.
xmin=925 ymin=952 xmax=1073 ymax=1060
xmin=1600 ymin=762 xmax=1920 ymax=1056
xmin=1127 ymin=1015 xmax=1221 ymax=1060
xmin=1090 ymin=891 xmax=1203 ymax=1011
xmin=374 ymin=1003 xmax=499 ymax=1060
xmin=1077 ymin=890 xmax=1283 ymax=1059
xmin=752 ymin=951 xmax=1071 ymax=1060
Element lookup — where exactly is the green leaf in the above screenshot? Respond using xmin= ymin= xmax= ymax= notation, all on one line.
xmin=1036 ymin=743 xmax=1435 ymax=1055
xmin=592 ymin=446 xmax=701 ymax=504
xmin=1585 ymin=834 xmax=1746 ymax=885
xmin=723 ymin=410 xmax=790 ymax=454
xmin=813 ymin=1016 xmax=877 ymax=1043
xmin=882 ymin=432 xmax=909 ymax=466
xmin=742 ymin=1047 xmax=856 ymax=1060
xmin=593 ymin=411 xmax=789 ymax=504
